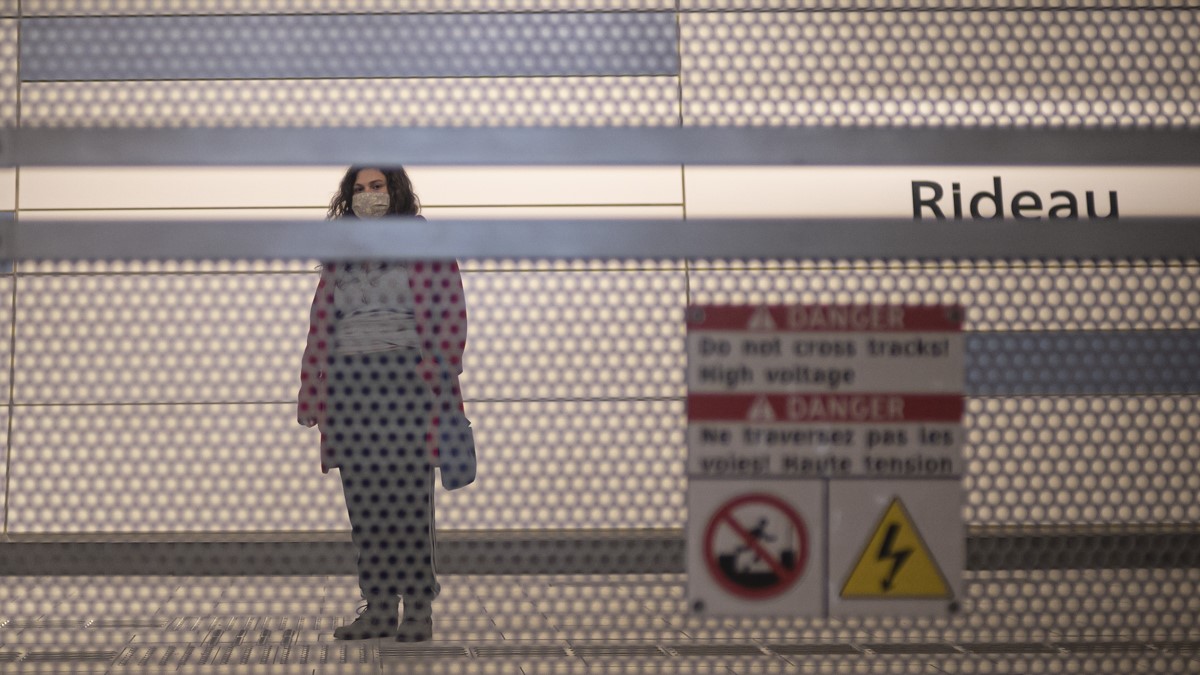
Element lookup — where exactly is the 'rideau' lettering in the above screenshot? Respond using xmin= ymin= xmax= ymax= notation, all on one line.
xmin=913 ymin=177 xmax=1119 ymax=220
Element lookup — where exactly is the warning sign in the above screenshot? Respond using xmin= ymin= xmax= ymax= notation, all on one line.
xmin=686 ymin=393 xmax=964 ymax=478
xmin=839 ymin=497 xmax=951 ymax=599
xmin=687 ymin=304 xmax=964 ymax=617
xmin=704 ymin=494 xmax=808 ymax=599
xmin=687 ymin=479 xmax=824 ymax=616
xmin=686 ymin=304 xmax=964 ymax=394
xmin=828 ymin=480 xmax=964 ymax=617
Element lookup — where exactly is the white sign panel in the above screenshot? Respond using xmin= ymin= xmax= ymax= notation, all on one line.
xmin=685 ymin=167 xmax=1200 ymax=219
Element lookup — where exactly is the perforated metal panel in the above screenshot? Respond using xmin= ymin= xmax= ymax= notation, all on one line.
xmin=2 ymin=2 xmax=1200 ymax=672
xmin=679 ymin=9 xmax=1200 ymax=127
xmin=688 ymin=260 xmax=1200 ymax=331
xmin=5 ymin=258 xmax=1200 ymax=534
xmin=462 ymin=269 xmax=686 ymax=401
xmin=966 ymin=396 xmax=1200 ymax=525
xmin=15 ymin=7 xmax=1200 ymax=129
xmin=14 ymin=273 xmax=309 ymax=405
xmin=22 ymin=77 xmax=683 ymax=128
xmin=7 ymin=403 xmax=347 ymax=532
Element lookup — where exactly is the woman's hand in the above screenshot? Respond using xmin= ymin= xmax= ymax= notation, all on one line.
xmin=297 ymin=392 xmax=325 ymax=427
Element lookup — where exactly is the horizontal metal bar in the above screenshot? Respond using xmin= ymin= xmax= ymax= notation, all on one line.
xmin=8 ymin=127 xmax=1200 ymax=167
xmin=1 ymin=526 xmax=1196 ymax=574
xmin=6 ymin=217 xmax=1200 ymax=261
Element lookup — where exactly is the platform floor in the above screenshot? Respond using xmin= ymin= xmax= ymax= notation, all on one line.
xmin=0 ymin=572 xmax=1198 ymax=673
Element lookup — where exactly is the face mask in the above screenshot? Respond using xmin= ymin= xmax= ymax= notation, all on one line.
xmin=351 ymin=191 xmax=390 ymax=218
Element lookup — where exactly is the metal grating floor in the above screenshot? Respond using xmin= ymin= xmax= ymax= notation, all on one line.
xmin=0 ymin=573 xmax=1196 ymax=673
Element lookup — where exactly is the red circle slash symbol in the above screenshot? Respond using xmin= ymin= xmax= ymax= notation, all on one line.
xmin=703 ymin=494 xmax=808 ymax=599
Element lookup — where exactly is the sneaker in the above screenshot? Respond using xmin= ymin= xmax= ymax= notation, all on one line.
xmin=334 ymin=600 xmax=398 ymax=640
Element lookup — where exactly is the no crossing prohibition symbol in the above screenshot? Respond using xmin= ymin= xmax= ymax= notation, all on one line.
xmin=703 ymin=494 xmax=809 ymax=600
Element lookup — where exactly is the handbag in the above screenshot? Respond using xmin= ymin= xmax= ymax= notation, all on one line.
xmin=438 ymin=410 xmax=476 ymax=490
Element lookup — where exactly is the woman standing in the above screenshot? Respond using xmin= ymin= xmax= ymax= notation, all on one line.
xmin=298 ymin=167 xmax=468 ymax=641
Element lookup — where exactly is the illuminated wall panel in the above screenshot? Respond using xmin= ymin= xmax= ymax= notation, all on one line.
xmin=22 ymin=77 xmax=682 ymax=128
xmin=19 ymin=168 xmax=345 ymax=210
xmin=19 ymin=167 xmax=683 ymax=211
xmin=679 ymin=10 xmax=1200 ymax=127
xmin=684 ymin=167 xmax=1200 ymax=219
xmin=687 ymin=261 xmax=1200 ymax=332
xmin=4 ymin=399 xmax=688 ymax=532
xmin=459 ymin=269 xmax=687 ymax=403
xmin=13 ymin=273 xmax=312 ymax=406
xmin=6 ymin=403 xmax=347 ymax=533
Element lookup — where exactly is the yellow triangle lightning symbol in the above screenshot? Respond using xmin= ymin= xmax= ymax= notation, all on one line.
xmin=839 ymin=498 xmax=952 ymax=599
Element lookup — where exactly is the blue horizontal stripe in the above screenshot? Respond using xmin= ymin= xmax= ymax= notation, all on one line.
xmin=966 ymin=331 xmax=1200 ymax=395
xmin=21 ymin=13 xmax=680 ymax=81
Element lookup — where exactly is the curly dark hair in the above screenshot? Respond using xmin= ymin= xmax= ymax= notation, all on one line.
xmin=327 ymin=166 xmax=421 ymax=219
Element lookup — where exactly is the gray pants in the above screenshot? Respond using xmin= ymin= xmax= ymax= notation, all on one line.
xmin=326 ymin=350 xmax=438 ymax=615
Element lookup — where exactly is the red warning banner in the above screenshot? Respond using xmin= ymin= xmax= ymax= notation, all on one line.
xmin=688 ymin=393 xmax=964 ymax=423
xmin=687 ymin=305 xmax=963 ymax=333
